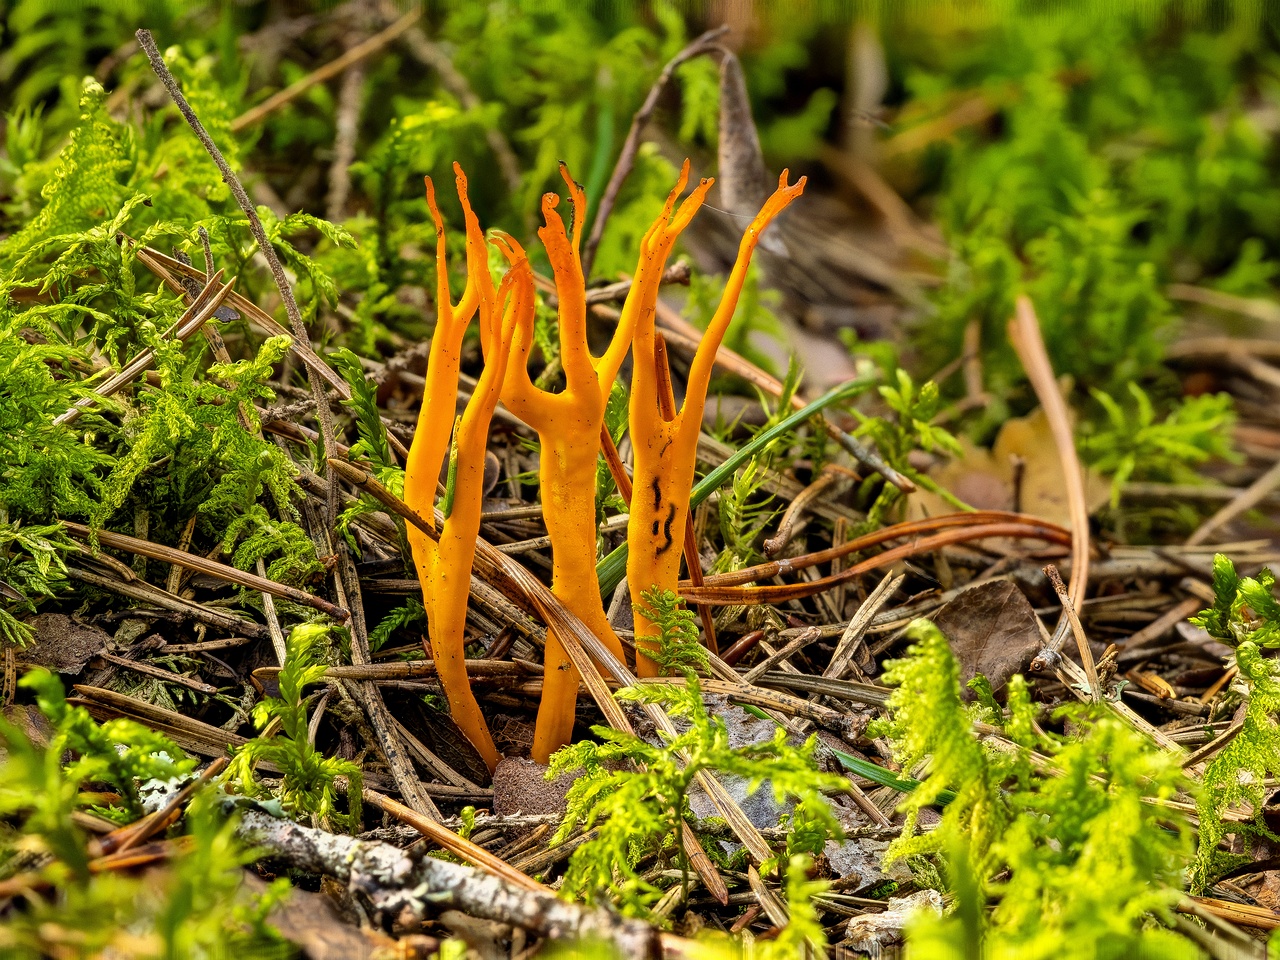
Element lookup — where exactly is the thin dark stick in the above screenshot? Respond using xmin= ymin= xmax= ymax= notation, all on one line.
xmin=581 ymin=25 xmax=729 ymax=278
xmin=136 ymin=30 xmax=340 ymax=526
xmin=333 ymin=526 xmax=442 ymax=820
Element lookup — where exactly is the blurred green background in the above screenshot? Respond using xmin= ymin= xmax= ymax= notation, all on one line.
xmin=1 ymin=0 xmax=1275 ymax=527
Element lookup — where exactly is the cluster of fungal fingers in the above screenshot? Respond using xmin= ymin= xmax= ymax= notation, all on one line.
xmin=626 ymin=170 xmax=805 ymax=677
xmin=403 ymin=165 xmax=529 ymax=772
xmin=403 ymin=160 xmax=805 ymax=763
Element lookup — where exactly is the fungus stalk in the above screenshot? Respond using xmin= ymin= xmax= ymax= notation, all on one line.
xmin=500 ymin=162 xmax=710 ymax=762
xmin=627 ymin=171 xmax=806 ymax=677
xmin=404 ymin=166 xmax=524 ymax=772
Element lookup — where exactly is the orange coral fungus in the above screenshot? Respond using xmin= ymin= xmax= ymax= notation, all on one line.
xmin=628 ymin=170 xmax=806 ymax=677
xmin=403 ymin=165 xmax=527 ymax=772
xmin=493 ymin=162 xmax=707 ymax=763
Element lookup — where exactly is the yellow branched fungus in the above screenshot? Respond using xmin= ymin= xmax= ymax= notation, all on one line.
xmin=403 ymin=165 xmax=529 ymax=772
xmin=402 ymin=160 xmax=805 ymax=764
xmin=494 ymin=162 xmax=667 ymax=763
xmin=627 ymin=171 xmax=806 ymax=677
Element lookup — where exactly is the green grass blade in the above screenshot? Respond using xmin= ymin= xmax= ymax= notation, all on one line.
xmin=831 ymin=748 xmax=957 ymax=806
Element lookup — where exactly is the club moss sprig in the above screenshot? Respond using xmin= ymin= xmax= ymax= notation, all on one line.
xmin=225 ymin=623 xmax=362 ymax=832
xmin=875 ymin=620 xmax=1190 ymax=957
xmin=13 ymin=668 xmax=196 ymax=826
xmin=633 ymin=586 xmax=708 ymax=676
xmin=547 ymin=672 xmax=845 ymax=918
xmin=1190 ymin=554 xmax=1280 ymax=889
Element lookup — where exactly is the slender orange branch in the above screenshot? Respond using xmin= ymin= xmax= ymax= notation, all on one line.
xmin=678 ymin=521 xmax=1072 ymax=605
xmin=653 ymin=333 xmax=717 ymax=654
xmin=403 ymin=170 xmax=524 ymax=772
xmin=628 ymin=171 xmax=805 ymax=676
xmin=489 ymin=164 xmax=710 ymax=762
xmin=688 ymin=510 xmax=1070 ymax=588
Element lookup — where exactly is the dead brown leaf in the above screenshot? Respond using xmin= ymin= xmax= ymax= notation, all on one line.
xmin=930 ymin=580 xmax=1043 ymax=696
xmin=17 ymin=613 xmax=110 ymax=674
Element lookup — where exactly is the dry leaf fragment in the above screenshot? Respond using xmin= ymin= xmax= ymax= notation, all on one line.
xmin=931 ymin=580 xmax=1042 ymax=696
xmin=911 ymin=406 xmax=1109 ymax=530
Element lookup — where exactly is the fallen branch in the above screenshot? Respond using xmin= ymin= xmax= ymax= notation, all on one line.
xmin=228 ymin=800 xmax=665 ymax=956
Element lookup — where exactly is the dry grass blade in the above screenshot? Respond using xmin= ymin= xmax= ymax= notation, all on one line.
xmin=230 ymin=8 xmax=422 ymax=133
xmin=53 ymin=272 xmax=235 ymax=426
xmin=66 ymin=565 xmax=270 ymax=639
xmin=133 ymin=244 xmax=412 ymax=461
xmin=740 ymin=627 xmax=821 ymax=683
xmin=693 ymin=511 xmax=1067 ymax=588
xmin=1182 ymin=719 xmax=1244 ymax=769
xmin=825 ymin=573 xmax=903 ymax=680
xmin=96 ymin=757 xmax=229 ymax=857
xmin=94 ymin=651 xmax=219 ymax=695
xmin=1044 ymin=564 xmax=1100 ymax=701
xmin=641 ymin=676 xmax=863 ymax=735
xmin=1185 ymin=458 xmax=1280 ymax=547
xmin=1179 ymin=897 xmax=1280 ymax=931
xmin=252 ymin=660 xmax=527 ymax=683
xmin=1008 ymin=295 xmax=1091 ymax=666
xmin=61 ymin=521 xmax=349 ymax=621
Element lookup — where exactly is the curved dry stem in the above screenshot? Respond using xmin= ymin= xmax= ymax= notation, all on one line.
xmin=680 ymin=521 xmax=1072 ymax=605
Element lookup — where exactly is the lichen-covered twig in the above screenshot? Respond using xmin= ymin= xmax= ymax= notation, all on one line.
xmin=212 ymin=799 xmax=663 ymax=957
